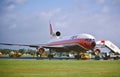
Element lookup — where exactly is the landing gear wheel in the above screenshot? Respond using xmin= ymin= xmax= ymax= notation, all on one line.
xmin=95 ymin=55 xmax=100 ymax=60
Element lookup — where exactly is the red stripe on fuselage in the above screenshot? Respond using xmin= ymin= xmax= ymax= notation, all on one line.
xmin=48 ymin=38 xmax=92 ymax=50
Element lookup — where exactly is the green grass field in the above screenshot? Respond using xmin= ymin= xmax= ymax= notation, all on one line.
xmin=0 ymin=60 xmax=120 ymax=77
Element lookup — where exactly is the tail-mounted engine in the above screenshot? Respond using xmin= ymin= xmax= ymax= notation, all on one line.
xmin=51 ymin=31 xmax=61 ymax=38
xmin=56 ymin=31 xmax=61 ymax=36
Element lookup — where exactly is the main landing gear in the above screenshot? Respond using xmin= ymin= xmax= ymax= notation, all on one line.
xmin=47 ymin=49 xmax=54 ymax=59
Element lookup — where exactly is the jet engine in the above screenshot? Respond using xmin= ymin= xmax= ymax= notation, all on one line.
xmin=37 ymin=47 xmax=45 ymax=57
xmin=94 ymin=48 xmax=101 ymax=60
xmin=56 ymin=31 xmax=61 ymax=36
xmin=94 ymin=48 xmax=101 ymax=54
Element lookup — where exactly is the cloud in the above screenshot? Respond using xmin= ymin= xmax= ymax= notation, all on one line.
xmin=98 ymin=0 xmax=120 ymax=14
xmin=5 ymin=4 xmax=16 ymax=11
xmin=0 ymin=0 xmax=26 ymax=14
xmin=98 ymin=0 xmax=105 ymax=4
xmin=9 ymin=24 xmax=17 ymax=30
xmin=4 ymin=0 xmax=27 ymax=5
xmin=102 ymin=6 xmax=110 ymax=13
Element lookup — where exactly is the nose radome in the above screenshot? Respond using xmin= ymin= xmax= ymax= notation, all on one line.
xmin=91 ymin=41 xmax=96 ymax=48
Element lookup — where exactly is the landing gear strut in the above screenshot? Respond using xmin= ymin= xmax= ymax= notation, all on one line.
xmin=75 ymin=52 xmax=80 ymax=60
xmin=48 ymin=49 xmax=54 ymax=59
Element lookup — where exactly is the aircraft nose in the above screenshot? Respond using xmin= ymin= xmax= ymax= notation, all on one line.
xmin=91 ymin=41 xmax=96 ymax=48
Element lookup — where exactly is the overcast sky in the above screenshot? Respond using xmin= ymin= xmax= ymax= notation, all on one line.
xmin=0 ymin=0 xmax=120 ymax=49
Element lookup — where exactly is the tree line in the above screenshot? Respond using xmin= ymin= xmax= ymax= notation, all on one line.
xmin=0 ymin=48 xmax=36 ymax=55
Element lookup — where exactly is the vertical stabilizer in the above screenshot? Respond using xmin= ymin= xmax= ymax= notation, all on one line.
xmin=50 ymin=22 xmax=53 ymax=36
xmin=49 ymin=22 xmax=55 ymax=39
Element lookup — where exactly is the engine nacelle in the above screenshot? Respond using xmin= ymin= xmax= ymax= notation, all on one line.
xmin=94 ymin=48 xmax=101 ymax=54
xmin=56 ymin=31 xmax=61 ymax=36
xmin=38 ymin=47 xmax=45 ymax=55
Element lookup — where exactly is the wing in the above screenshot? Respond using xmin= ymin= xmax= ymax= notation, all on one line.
xmin=0 ymin=43 xmax=45 ymax=48
xmin=0 ymin=43 xmax=88 ymax=52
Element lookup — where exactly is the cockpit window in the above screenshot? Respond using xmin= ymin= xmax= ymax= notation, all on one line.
xmin=85 ymin=39 xmax=92 ymax=42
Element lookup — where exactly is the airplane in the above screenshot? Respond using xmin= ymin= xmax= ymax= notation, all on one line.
xmin=0 ymin=22 xmax=96 ymax=59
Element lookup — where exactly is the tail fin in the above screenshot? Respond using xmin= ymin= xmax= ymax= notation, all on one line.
xmin=50 ymin=23 xmax=53 ymax=35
